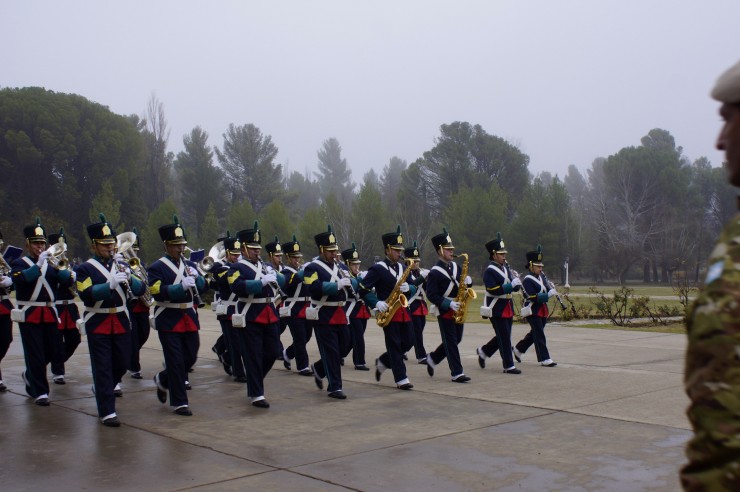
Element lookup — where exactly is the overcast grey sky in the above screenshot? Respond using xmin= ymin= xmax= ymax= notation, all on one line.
xmin=5 ymin=1 xmax=738 ymax=184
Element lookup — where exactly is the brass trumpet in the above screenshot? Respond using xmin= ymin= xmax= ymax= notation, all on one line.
xmin=46 ymin=240 xmax=69 ymax=270
xmin=116 ymin=232 xmax=152 ymax=305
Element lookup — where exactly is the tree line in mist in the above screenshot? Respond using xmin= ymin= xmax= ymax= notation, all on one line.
xmin=0 ymin=87 xmax=733 ymax=284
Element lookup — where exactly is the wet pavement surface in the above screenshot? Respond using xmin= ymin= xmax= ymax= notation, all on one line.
xmin=0 ymin=311 xmax=690 ymax=491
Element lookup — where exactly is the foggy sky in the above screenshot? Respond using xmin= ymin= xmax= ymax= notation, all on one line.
xmin=5 ymin=1 xmax=738 ymax=184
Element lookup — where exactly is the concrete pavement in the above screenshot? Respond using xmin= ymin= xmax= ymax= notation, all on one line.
xmin=0 ymin=312 xmax=690 ymax=491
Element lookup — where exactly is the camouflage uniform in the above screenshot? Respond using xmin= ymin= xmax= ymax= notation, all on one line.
xmin=682 ymin=211 xmax=740 ymax=490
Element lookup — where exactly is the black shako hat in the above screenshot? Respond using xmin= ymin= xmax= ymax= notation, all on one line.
xmin=221 ymin=231 xmax=241 ymax=254
xmin=314 ymin=224 xmax=339 ymax=251
xmin=381 ymin=225 xmax=404 ymax=251
xmin=265 ymin=236 xmax=283 ymax=256
xmin=158 ymin=215 xmax=188 ymax=244
xmin=23 ymin=217 xmax=47 ymax=242
xmin=87 ymin=214 xmax=116 ymax=244
xmin=485 ymin=232 xmax=508 ymax=256
xmin=525 ymin=244 xmax=544 ymax=270
xmin=237 ymin=221 xmax=262 ymax=249
xmin=341 ymin=242 xmax=361 ymax=263
xmin=47 ymin=227 xmax=67 ymax=246
xmin=431 ymin=227 xmax=455 ymax=251
xmin=282 ymin=234 xmax=303 ymax=257
xmin=404 ymin=240 xmax=420 ymax=259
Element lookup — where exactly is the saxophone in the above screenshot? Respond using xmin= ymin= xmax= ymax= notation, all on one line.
xmin=453 ymin=253 xmax=477 ymax=324
xmin=376 ymin=259 xmax=413 ymax=328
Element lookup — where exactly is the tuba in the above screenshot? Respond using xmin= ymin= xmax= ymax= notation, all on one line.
xmin=376 ymin=259 xmax=413 ymax=328
xmin=116 ymin=232 xmax=152 ymax=306
xmin=452 ymin=253 xmax=477 ymax=324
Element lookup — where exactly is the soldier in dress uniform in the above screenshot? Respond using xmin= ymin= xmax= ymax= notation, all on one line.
xmin=424 ymin=228 xmax=472 ymax=383
xmin=148 ymin=215 xmax=207 ymax=416
xmin=227 ymin=222 xmax=283 ymax=408
xmin=476 ymin=233 xmax=523 ymax=374
xmin=211 ymin=233 xmax=247 ymax=381
xmin=279 ymin=235 xmax=315 ymax=376
xmin=264 ymin=236 xmax=289 ymax=369
xmin=404 ymin=241 xmax=430 ymax=365
xmin=11 ymin=217 xmax=75 ymax=406
xmin=127 ymin=228 xmax=151 ymax=380
xmin=304 ymin=225 xmax=351 ymax=399
xmin=359 ymin=226 xmax=416 ymax=390
xmin=341 ymin=243 xmax=371 ymax=371
xmin=681 ymin=59 xmax=740 ymax=490
xmin=513 ymin=246 xmax=558 ymax=367
xmin=75 ymin=214 xmax=146 ymax=427
xmin=47 ymin=228 xmax=81 ymax=385
xmin=0 ymin=229 xmax=15 ymax=392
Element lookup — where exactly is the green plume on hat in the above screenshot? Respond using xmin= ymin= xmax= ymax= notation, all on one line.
xmin=497 ymin=232 xmax=502 ymax=240
xmin=173 ymin=215 xmax=180 ymax=225
xmin=274 ymin=235 xmax=279 ymax=242
xmin=327 ymin=224 xmax=333 ymax=233
xmin=292 ymin=234 xmax=297 ymax=241
xmin=351 ymin=242 xmax=356 ymax=249
xmin=253 ymin=220 xmax=259 ymax=229
xmin=396 ymin=224 xmax=401 ymax=233
xmin=537 ymin=244 xmax=542 ymax=253
xmin=35 ymin=217 xmax=41 ymax=225
xmin=99 ymin=213 xmax=107 ymax=223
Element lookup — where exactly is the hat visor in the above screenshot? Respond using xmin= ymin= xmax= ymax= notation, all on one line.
xmin=28 ymin=237 xmax=47 ymax=243
xmin=441 ymin=244 xmax=455 ymax=249
xmin=227 ymin=249 xmax=241 ymax=255
xmin=166 ymin=239 xmax=188 ymax=245
xmin=388 ymin=245 xmax=405 ymax=250
xmin=347 ymin=259 xmax=362 ymax=264
xmin=245 ymin=243 xmax=262 ymax=249
xmin=321 ymin=245 xmax=339 ymax=251
xmin=287 ymin=252 xmax=304 ymax=257
xmin=531 ymin=261 xmax=544 ymax=267
xmin=95 ymin=238 xmax=117 ymax=245
xmin=495 ymin=249 xmax=508 ymax=254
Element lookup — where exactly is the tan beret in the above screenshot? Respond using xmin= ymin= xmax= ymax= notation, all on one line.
xmin=712 ymin=60 xmax=740 ymax=103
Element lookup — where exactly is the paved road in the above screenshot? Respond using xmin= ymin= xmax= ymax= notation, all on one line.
xmin=0 ymin=311 xmax=690 ymax=491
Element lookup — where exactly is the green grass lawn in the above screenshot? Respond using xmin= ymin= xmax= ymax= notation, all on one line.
xmin=450 ymin=285 xmax=689 ymax=334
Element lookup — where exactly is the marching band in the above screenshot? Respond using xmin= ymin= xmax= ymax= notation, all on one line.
xmin=0 ymin=214 xmax=563 ymax=426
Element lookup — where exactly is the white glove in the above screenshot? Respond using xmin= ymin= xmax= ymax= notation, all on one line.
xmin=70 ymin=270 xmax=77 ymax=282
xmin=36 ymin=251 xmax=50 ymax=267
xmin=420 ymin=268 xmax=430 ymax=278
xmin=337 ymin=277 xmax=352 ymax=289
xmin=375 ymin=300 xmax=389 ymax=312
xmin=548 ymin=288 xmax=558 ymax=297
xmin=110 ymin=271 xmax=129 ymax=289
xmin=187 ymin=266 xmax=199 ymax=277
xmin=114 ymin=253 xmax=124 ymax=262
xmin=464 ymin=276 xmax=472 ymax=286
xmin=511 ymin=278 xmax=522 ymax=288
xmin=450 ymin=301 xmax=461 ymax=311
xmin=182 ymin=276 xmax=196 ymax=289
xmin=0 ymin=275 xmax=12 ymax=288
xmin=399 ymin=282 xmax=409 ymax=293
xmin=260 ymin=273 xmax=277 ymax=286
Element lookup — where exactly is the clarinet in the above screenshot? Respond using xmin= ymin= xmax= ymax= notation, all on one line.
xmin=115 ymin=260 xmax=136 ymax=302
xmin=541 ymin=270 xmax=567 ymax=310
xmin=180 ymin=253 xmax=205 ymax=308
